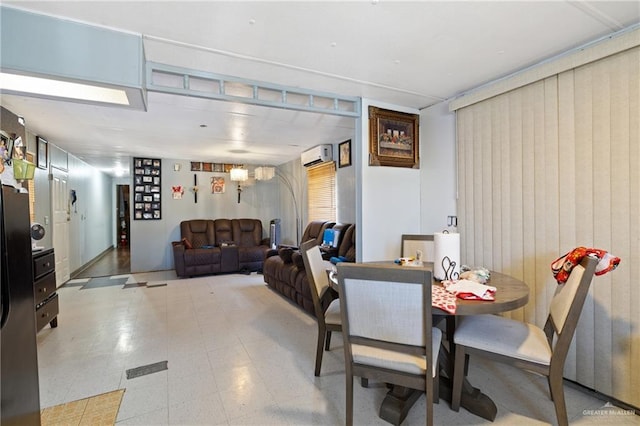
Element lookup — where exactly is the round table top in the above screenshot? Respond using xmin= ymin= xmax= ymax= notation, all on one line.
xmin=450 ymin=269 xmax=529 ymax=316
xmin=334 ymin=261 xmax=529 ymax=316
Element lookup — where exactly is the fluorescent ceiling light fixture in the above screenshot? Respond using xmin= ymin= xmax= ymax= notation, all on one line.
xmin=0 ymin=72 xmax=129 ymax=105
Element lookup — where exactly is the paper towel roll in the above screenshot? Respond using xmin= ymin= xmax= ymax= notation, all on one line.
xmin=434 ymin=232 xmax=460 ymax=280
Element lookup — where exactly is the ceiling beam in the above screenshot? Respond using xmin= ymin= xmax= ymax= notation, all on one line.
xmin=146 ymin=61 xmax=361 ymax=118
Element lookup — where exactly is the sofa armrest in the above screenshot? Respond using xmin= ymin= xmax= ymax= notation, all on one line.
xmin=261 ymin=237 xmax=270 ymax=247
xmin=292 ymin=251 xmax=305 ymax=269
xmin=320 ymin=246 xmax=338 ymax=261
xmin=265 ymin=248 xmax=279 ymax=259
xmin=172 ymin=241 xmax=187 ymax=277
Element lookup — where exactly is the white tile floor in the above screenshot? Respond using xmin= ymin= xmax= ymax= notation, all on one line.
xmin=37 ymin=271 xmax=639 ymax=425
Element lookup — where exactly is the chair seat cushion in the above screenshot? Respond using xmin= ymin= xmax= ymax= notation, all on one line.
xmin=325 ymin=298 xmax=341 ymax=325
xmin=184 ymin=248 xmax=221 ymax=266
xmin=454 ymin=315 xmax=552 ymax=365
xmin=352 ymin=327 xmax=442 ymax=376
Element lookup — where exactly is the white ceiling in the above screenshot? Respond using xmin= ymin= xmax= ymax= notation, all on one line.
xmin=2 ymin=1 xmax=639 ymax=176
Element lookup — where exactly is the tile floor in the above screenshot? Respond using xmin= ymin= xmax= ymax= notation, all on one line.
xmin=37 ymin=271 xmax=639 ymax=425
xmin=41 ymin=389 xmax=124 ymax=426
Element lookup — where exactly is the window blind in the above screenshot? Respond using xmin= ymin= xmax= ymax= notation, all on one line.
xmin=307 ymin=161 xmax=336 ymax=223
xmin=455 ymin=46 xmax=639 ymax=408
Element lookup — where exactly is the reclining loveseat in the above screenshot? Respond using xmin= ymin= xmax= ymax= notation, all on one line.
xmin=172 ymin=218 xmax=270 ymax=277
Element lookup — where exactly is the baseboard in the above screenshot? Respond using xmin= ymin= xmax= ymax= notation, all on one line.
xmin=70 ymin=245 xmax=115 ymax=279
xmin=564 ymin=378 xmax=639 ymax=414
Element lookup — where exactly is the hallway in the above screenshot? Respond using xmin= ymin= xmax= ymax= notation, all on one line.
xmin=75 ymin=247 xmax=130 ymax=278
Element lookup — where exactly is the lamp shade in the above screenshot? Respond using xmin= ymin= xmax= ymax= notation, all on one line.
xmin=13 ymin=158 xmax=36 ymax=180
xmin=254 ymin=166 xmax=275 ymax=181
xmin=230 ymin=167 xmax=248 ymax=182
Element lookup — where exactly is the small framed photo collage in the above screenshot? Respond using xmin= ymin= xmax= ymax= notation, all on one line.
xmin=133 ymin=157 xmax=161 ymax=220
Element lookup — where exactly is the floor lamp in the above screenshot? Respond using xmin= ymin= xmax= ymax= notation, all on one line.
xmin=255 ymin=166 xmax=301 ymax=245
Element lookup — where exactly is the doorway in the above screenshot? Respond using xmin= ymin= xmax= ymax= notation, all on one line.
xmin=72 ymin=184 xmax=131 ymax=278
xmin=116 ymin=185 xmax=130 ymax=249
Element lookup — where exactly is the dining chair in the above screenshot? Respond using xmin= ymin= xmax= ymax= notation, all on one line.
xmin=337 ymin=262 xmax=442 ymax=426
xmin=401 ymin=234 xmax=452 ymax=345
xmin=450 ymin=256 xmax=599 ymax=426
xmin=300 ymin=240 xmax=342 ymax=377
xmin=401 ymin=234 xmax=434 ymax=262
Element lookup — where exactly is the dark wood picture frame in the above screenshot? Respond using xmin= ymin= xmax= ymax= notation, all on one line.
xmin=368 ymin=106 xmax=419 ymax=168
xmin=338 ymin=139 xmax=352 ymax=168
xmin=37 ymin=136 xmax=48 ymax=169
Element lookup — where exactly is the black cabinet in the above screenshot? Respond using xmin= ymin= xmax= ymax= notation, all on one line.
xmin=33 ymin=248 xmax=58 ymax=331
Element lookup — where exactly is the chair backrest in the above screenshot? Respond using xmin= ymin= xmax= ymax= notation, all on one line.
xmin=401 ymin=234 xmax=434 ymax=262
xmin=545 ymin=255 xmax=598 ymax=361
xmin=181 ymin=220 xmax=215 ymax=248
xmin=301 ymin=221 xmax=335 ymax=246
xmin=213 ymin=219 xmax=234 ymax=245
xmin=337 ymin=262 xmax=433 ymax=353
xmin=232 ymin=218 xmax=263 ymax=247
xmin=326 ymin=222 xmax=351 ymax=248
xmin=300 ymin=240 xmax=332 ymax=318
xmin=338 ymin=224 xmax=356 ymax=261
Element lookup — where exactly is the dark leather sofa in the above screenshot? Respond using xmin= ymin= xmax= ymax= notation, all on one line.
xmin=263 ymin=221 xmax=356 ymax=316
xmin=172 ymin=218 xmax=270 ymax=277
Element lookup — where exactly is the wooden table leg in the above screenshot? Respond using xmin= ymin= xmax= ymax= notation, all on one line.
xmin=377 ymin=337 xmax=497 ymax=425
xmin=379 ymin=386 xmax=422 ymax=425
xmin=438 ymin=336 xmax=497 ymax=422
xmin=377 ymin=376 xmax=497 ymax=425
xmin=439 ymin=375 xmax=497 ymax=421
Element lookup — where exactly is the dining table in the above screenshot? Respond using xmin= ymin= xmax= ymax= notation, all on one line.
xmin=328 ymin=260 xmax=530 ymax=425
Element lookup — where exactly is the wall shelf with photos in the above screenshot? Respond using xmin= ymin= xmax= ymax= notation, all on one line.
xmin=190 ymin=162 xmax=235 ymax=173
xmin=133 ymin=157 xmax=161 ymax=220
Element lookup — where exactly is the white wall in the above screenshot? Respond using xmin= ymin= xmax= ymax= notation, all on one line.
xmin=67 ymin=154 xmax=113 ymax=273
xmin=358 ymin=99 xmax=422 ymax=262
xmin=420 ymin=101 xmax=457 ymax=233
xmin=130 ymin=158 xmax=282 ymax=272
xmin=335 ymin=137 xmax=357 ymax=226
xmin=275 ymin=160 xmax=306 ymax=246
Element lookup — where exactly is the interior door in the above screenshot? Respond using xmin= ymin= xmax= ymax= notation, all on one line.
xmin=51 ymin=168 xmax=70 ymax=285
xmin=116 ymin=185 xmax=130 ymax=248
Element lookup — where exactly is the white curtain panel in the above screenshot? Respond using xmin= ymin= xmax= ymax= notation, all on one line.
xmin=453 ymin=45 xmax=639 ymax=408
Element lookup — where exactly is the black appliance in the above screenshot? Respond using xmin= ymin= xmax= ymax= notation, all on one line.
xmin=1 ymin=183 xmax=41 ymax=425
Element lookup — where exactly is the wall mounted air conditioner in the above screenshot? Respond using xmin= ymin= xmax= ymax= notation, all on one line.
xmin=301 ymin=144 xmax=333 ymax=167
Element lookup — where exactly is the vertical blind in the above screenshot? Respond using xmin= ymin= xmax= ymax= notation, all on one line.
xmin=307 ymin=161 xmax=336 ymax=223
xmin=455 ymin=46 xmax=639 ymax=407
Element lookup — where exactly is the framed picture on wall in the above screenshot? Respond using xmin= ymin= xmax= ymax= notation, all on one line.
xmin=368 ymin=106 xmax=419 ymax=168
xmin=211 ymin=176 xmax=225 ymax=194
xmin=133 ymin=157 xmax=161 ymax=220
xmin=37 ymin=136 xmax=48 ymax=169
xmin=0 ymin=132 xmax=12 ymax=165
xmin=338 ymin=139 xmax=351 ymax=168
